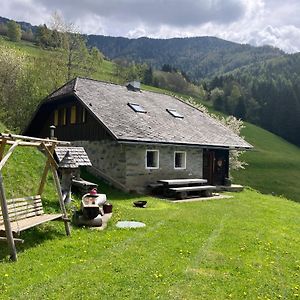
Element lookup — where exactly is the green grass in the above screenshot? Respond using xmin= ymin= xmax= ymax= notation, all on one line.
xmin=0 ymin=175 xmax=299 ymax=299
xmin=232 ymin=122 xmax=300 ymax=202
xmin=0 ymin=36 xmax=119 ymax=83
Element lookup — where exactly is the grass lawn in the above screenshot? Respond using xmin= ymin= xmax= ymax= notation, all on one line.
xmin=0 ymin=172 xmax=299 ymax=299
xmin=232 ymin=122 xmax=300 ymax=202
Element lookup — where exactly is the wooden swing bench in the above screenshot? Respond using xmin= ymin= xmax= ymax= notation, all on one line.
xmin=0 ymin=195 xmax=62 ymax=234
xmin=0 ymin=133 xmax=71 ymax=261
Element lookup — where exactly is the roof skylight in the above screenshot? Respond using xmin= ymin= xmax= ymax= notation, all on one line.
xmin=128 ymin=103 xmax=147 ymax=113
xmin=166 ymin=109 xmax=183 ymax=118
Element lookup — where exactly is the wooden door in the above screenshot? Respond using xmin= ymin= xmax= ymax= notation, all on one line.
xmin=203 ymin=150 xmax=214 ymax=184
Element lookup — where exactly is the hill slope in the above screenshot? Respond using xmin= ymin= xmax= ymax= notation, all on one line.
xmin=232 ymin=122 xmax=300 ymax=202
xmin=208 ymin=52 xmax=300 ymax=146
xmin=87 ymin=35 xmax=283 ymax=80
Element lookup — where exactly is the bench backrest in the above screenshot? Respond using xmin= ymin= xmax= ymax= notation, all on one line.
xmin=0 ymin=195 xmax=44 ymax=226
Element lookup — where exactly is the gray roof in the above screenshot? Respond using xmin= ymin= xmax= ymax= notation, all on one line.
xmin=58 ymin=151 xmax=79 ymax=169
xmin=49 ymin=78 xmax=252 ymax=149
xmin=55 ymin=147 xmax=92 ymax=166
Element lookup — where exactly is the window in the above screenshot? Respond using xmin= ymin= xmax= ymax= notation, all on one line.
xmin=174 ymin=151 xmax=186 ymax=169
xmin=54 ymin=110 xmax=59 ymax=126
xmin=145 ymin=150 xmax=159 ymax=169
xmin=82 ymin=108 xmax=86 ymax=123
xmin=166 ymin=109 xmax=183 ymax=118
xmin=70 ymin=106 xmax=76 ymax=124
xmin=128 ymin=103 xmax=146 ymax=113
xmin=61 ymin=108 xmax=67 ymax=126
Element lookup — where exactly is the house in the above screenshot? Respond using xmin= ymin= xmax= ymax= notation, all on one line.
xmin=24 ymin=77 xmax=253 ymax=193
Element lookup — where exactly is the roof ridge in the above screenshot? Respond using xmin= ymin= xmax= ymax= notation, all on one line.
xmin=47 ymin=77 xmax=77 ymax=99
xmin=75 ymin=76 xmax=127 ymax=88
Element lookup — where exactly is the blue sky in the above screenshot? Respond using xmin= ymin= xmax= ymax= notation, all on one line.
xmin=2 ymin=0 xmax=300 ymax=53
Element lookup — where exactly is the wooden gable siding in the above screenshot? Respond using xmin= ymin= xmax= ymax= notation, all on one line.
xmin=26 ymin=96 xmax=113 ymax=141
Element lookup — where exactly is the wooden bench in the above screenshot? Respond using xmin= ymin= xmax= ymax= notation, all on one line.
xmin=0 ymin=195 xmax=62 ymax=234
xmin=169 ymin=185 xmax=217 ymax=199
xmin=158 ymin=178 xmax=207 ymax=186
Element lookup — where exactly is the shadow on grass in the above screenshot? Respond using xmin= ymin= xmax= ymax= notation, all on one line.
xmin=0 ymin=222 xmax=65 ymax=262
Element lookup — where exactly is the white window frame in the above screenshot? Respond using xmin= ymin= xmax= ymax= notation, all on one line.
xmin=145 ymin=150 xmax=159 ymax=169
xmin=174 ymin=151 xmax=186 ymax=170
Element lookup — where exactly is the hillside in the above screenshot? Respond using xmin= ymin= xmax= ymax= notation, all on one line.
xmin=207 ymin=52 xmax=300 ymax=147
xmin=0 ymin=154 xmax=300 ymax=298
xmin=232 ymin=123 xmax=300 ymax=202
xmin=87 ymin=35 xmax=283 ymax=81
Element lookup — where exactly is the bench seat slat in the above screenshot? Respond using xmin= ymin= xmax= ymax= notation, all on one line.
xmin=169 ymin=185 xmax=216 ymax=192
xmin=1 ymin=202 xmax=43 ymax=214
xmin=0 ymin=214 xmax=62 ymax=232
xmin=0 ymin=209 xmax=44 ymax=225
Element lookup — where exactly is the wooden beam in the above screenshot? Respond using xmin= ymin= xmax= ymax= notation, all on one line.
xmin=0 ymin=172 xmax=17 ymax=261
xmin=0 ymin=237 xmax=24 ymax=243
xmin=40 ymin=143 xmax=59 ymax=170
xmin=38 ymin=144 xmax=55 ymax=196
xmin=0 ymin=140 xmax=20 ymax=171
xmin=5 ymin=140 xmax=53 ymax=147
xmin=0 ymin=133 xmax=70 ymax=146
xmin=0 ymin=138 xmax=7 ymax=161
xmin=51 ymin=166 xmax=71 ymax=236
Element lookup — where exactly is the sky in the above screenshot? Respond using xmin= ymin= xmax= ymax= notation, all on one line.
xmin=2 ymin=0 xmax=300 ymax=53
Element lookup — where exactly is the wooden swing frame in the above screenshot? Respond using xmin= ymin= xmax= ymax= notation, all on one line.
xmin=0 ymin=133 xmax=71 ymax=261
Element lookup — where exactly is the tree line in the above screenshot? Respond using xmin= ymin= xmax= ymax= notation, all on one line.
xmin=206 ymin=54 xmax=300 ymax=146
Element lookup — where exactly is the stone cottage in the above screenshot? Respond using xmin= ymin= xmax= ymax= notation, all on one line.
xmin=24 ymin=77 xmax=252 ymax=193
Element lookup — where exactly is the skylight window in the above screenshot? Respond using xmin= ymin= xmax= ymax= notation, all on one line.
xmin=128 ymin=103 xmax=147 ymax=113
xmin=166 ymin=109 xmax=183 ymax=118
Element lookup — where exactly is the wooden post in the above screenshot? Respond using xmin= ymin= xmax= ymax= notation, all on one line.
xmin=0 ymin=172 xmax=17 ymax=261
xmin=0 ymin=139 xmax=7 ymax=161
xmin=38 ymin=144 xmax=55 ymax=195
xmin=51 ymin=166 xmax=71 ymax=236
xmin=0 ymin=141 xmax=20 ymax=171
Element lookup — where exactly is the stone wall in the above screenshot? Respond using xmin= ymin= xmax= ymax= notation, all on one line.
xmin=73 ymin=141 xmax=203 ymax=194
xmin=124 ymin=144 xmax=203 ymax=193
xmin=73 ymin=140 xmax=126 ymax=187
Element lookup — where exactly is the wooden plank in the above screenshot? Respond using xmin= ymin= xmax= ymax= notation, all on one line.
xmin=0 ymin=141 xmax=20 ymax=171
xmin=6 ymin=195 xmax=41 ymax=203
xmin=5 ymin=140 xmax=52 ymax=147
xmin=0 ymin=237 xmax=24 ymax=243
xmin=51 ymin=166 xmax=71 ymax=236
xmin=0 ymin=214 xmax=62 ymax=232
xmin=4 ymin=200 xmax=43 ymax=211
xmin=169 ymin=185 xmax=217 ymax=192
xmin=0 ymin=138 xmax=7 ymax=161
xmin=38 ymin=144 xmax=55 ymax=195
xmin=0 ymin=204 xmax=43 ymax=218
xmin=158 ymin=178 xmax=208 ymax=185
xmin=0 ymin=171 xmax=17 ymax=261
xmin=0 ymin=207 xmax=44 ymax=222
xmin=40 ymin=143 xmax=59 ymax=170
xmin=0 ymin=133 xmax=70 ymax=146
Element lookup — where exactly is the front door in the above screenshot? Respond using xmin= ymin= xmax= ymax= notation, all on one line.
xmin=203 ymin=150 xmax=214 ymax=184
xmin=203 ymin=149 xmax=229 ymax=185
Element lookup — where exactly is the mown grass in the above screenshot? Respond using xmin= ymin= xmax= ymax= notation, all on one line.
xmin=0 ymin=173 xmax=299 ymax=299
xmin=0 ymin=105 xmax=300 ymax=300
xmin=232 ymin=122 xmax=300 ymax=202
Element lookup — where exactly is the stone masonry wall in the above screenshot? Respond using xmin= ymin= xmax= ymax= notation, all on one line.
xmin=73 ymin=140 xmax=126 ymax=186
xmin=72 ymin=141 xmax=203 ymax=194
xmin=125 ymin=144 xmax=203 ymax=193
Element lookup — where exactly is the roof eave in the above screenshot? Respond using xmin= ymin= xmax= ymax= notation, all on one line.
xmin=117 ymin=138 xmax=253 ymax=150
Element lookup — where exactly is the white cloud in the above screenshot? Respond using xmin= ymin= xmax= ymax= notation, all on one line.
xmin=1 ymin=0 xmax=300 ymax=53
